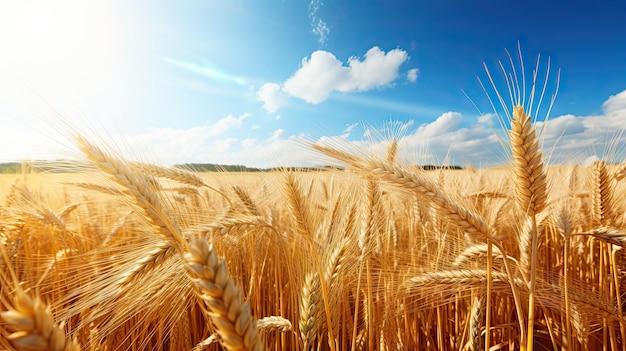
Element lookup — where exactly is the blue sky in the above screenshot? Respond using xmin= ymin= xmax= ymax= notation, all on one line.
xmin=1 ymin=0 xmax=625 ymax=167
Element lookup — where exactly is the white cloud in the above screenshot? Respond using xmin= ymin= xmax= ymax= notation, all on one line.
xmin=341 ymin=122 xmax=359 ymax=138
xmin=130 ymin=113 xmax=252 ymax=160
xmin=130 ymin=126 xmax=303 ymax=168
xmin=535 ymin=89 xmax=626 ymax=163
xmin=397 ymin=112 xmax=498 ymax=166
xmin=343 ymin=123 xmax=358 ymax=133
xmin=282 ymin=46 xmax=409 ymax=105
xmin=256 ymin=83 xmax=286 ymax=113
xmin=407 ymin=68 xmax=419 ymax=83
xmin=477 ymin=113 xmax=495 ymax=123
xmin=269 ymin=128 xmax=284 ymax=141
xmin=283 ymin=50 xmax=347 ymax=104
xmin=312 ymin=20 xmax=330 ymax=46
xmin=309 ymin=0 xmax=330 ymax=45
xmin=108 ymin=89 xmax=626 ymax=169
xmin=309 ymin=88 xmax=626 ymax=167
xmin=242 ymin=138 xmax=257 ymax=149
xmin=602 ymin=89 xmax=626 ymax=116
xmin=415 ymin=112 xmax=462 ymax=138
xmin=215 ymin=138 xmax=237 ymax=153
xmin=211 ymin=113 xmax=251 ymax=134
xmin=340 ymin=47 xmax=409 ymax=92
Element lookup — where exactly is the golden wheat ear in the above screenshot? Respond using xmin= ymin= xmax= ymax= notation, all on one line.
xmin=591 ymin=160 xmax=613 ymax=225
xmin=257 ymin=316 xmax=292 ymax=333
xmin=184 ymin=235 xmax=264 ymax=351
xmin=509 ymin=104 xmax=548 ymax=351
xmin=1 ymin=289 xmax=81 ymax=351
xmin=509 ymin=105 xmax=547 ymax=217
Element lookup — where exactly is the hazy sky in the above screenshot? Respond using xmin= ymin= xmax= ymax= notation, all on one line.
xmin=1 ymin=0 xmax=625 ymax=167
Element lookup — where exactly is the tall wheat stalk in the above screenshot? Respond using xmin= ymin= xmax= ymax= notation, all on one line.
xmin=184 ymin=235 xmax=263 ymax=351
xmin=509 ymin=105 xmax=547 ymax=351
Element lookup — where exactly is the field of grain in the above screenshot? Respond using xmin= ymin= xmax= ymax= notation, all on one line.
xmin=1 ymin=114 xmax=626 ymax=351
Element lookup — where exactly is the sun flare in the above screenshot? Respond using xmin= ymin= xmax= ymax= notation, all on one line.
xmin=0 ymin=0 xmax=115 ymax=86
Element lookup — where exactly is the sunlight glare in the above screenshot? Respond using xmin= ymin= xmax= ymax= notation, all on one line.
xmin=0 ymin=0 xmax=117 ymax=87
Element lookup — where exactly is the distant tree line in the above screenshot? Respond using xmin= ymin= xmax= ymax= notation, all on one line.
xmin=0 ymin=162 xmax=462 ymax=174
xmin=0 ymin=163 xmax=22 ymax=173
xmin=171 ymin=163 xmax=462 ymax=172
xmin=173 ymin=163 xmax=347 ymax=172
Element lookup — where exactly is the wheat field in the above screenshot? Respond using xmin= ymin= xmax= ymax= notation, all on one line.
xmin=2 ymin=53 xmax=626 ymax=350
xmin=1 ymin=123 xmax=626 ymax=351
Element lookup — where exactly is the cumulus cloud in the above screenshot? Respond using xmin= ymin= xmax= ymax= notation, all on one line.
xmin=407 ymin=68 xmax=419 ymax=83
xmin=136 ymin=124 xmax=304 ymax=168
xmin=256 ymin=83 xmax=286 ymax=113
xmin=121 ymin=88 xmax=626 ymax=169
xmin=398 ymin=112 xmax=498 ymax=166
xmin=477 ymin=113 xmax=495 ymax=123
xmin=603 ymin=89 xmax=626 ymax=116
xmin=211 ymin=113 xmax=252 ymax=134
xmin=282 ymin=51 xmax=345 ymax=104
xmin=282 ymin=46 xmax=409 ymax=104
xmin=414 ymin=112 xmax=462 ymax=138
xmin=215 ymin=138 xmax=238 ymax=153
xmin=269 ymin=128 xmax=284 ymax=141
xmin=242 ymin=138 xmax=257 ymax=149
xmin=257 ymin=46 xmax=417 ymax=112
xmin=133 ymin=113 xmax=252 ymax=160
xmin=311 ymin=88 xmax=626 ymax=167
xmin=536 ymin=88 xmax=626 ymax=162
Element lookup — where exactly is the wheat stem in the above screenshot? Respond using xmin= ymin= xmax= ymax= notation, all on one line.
xmin=184 ymin=235 xmax=263 ymax=351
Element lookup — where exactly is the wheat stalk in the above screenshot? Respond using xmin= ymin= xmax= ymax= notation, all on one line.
xmin=575 ymin=226 xmax=626 ymax=247
xmin=132 ymin=162 xmax=207 ymax=187
xmin=209 ymin=215 xmax=276 ymax=236
xmin=283 ymin=171 xmax=314 ymax=239
xmin=184 ymin=235 xmax=263 ymax=351
xmin=76 ymin=136 xmax=186 ymax=249
xmin=405 ymin=269 xmax=524 ymax=288
xmin=509 ymin=105 xmax=547 ymax=216
xmin=386 ymin=139 xmax=398 ymax=164
xmin=509 ymin=105 xmax=547 ymax=351
xmin=1 ymin=289 xmax=81 ymax=351
xmin=117 ymin=243 xmax=176 ymax=287
xmin=613 ymin=162 xmax=626 ymax=181
xmin=365 ymin=159 xmax=493 ymax=241
xmin=67 ymin=182 xmax=125 ymax=196
xmin=191 ymin=333 xmax=220 ymax=351
xmin=453 ymin=244 xmax=503 ymax=267
xmin=469 ymin=294 xmax=485 ymax=351
xmin=257 ymin=316 xmax=292 ymax=333
xmin=591 ymin=160 xmax=612 ymax=225
xmin=134 ymin=162 xmax=234 ymax=206
xmin=232 ymin=186 xmax=261 ymax=216
xmin=299 ymin=271 xmax=319 ymax=350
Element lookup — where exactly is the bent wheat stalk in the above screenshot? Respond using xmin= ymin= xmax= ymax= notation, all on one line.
xmin=312 ymin=143 xmax=527 ymax=341
xmin=1 ymin=289 xmax=81 ymax=351
xmin=76 ymin=136 xmax=187 ymax=250
xmin=257 ymin=316 xmax=292 ymax=333
xmin=184 ymin=235 xmax=263 ymax=351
